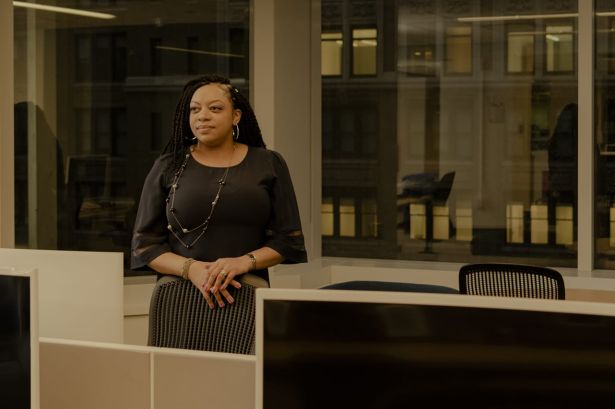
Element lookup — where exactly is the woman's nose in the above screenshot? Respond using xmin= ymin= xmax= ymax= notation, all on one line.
xmin=196 ymin=110 xmax=210 ymax=121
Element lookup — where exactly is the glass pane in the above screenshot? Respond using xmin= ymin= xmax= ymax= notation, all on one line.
xmin=321 ymin=197 xmax=334 ymax=236
xmin=361 ymin=198 xmax=378 ymax=237
xmin=507 ymin=25 xmax=535 ymax=73
xmin=596 ymin=1 xmax=615 ymax=269
xmin=322 ymin=32 xmax=343 ymax=76
xmin=339 ymin=198 xmax=356 ymax=237
xmin=545 ymin=23 xmax=574 ymax=73
xmin=446 ymin=26 xmax=472 ymax=74
xmin=322 ymin=0 xmax=578 ymax=267
xmin=14 ymin=0 xmax=250 ymax=275
xmin=352 ymin=28 xmax=377 ymax=75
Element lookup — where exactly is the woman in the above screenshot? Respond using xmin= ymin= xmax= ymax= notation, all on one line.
xmin=131 ymin=74 xmax=307 ymax=309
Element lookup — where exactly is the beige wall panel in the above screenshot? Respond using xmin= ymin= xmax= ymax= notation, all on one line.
xmin=0 ymin=248 xmax=124 ymax=342
xmin=153 ymin=350 xmax=255 ymax=409
xmin=40 ymin=341 xmax=150 ymax=409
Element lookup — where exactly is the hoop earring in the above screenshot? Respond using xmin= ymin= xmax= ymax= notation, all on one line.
xmin=233 ymin=123 xmax=240 ymax=141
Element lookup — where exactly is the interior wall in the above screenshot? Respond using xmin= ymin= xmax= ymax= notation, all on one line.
xmin=253 ymin=0 xmax=322 ymax=261
xmin=0 ymin=0 xmax=14 ymax=247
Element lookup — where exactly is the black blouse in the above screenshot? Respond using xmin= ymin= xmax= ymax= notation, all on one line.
xmin=131 ymin=146 xmax=307 ymax=280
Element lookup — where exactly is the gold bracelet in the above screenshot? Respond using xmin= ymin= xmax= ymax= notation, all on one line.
xmin=246 ymin=253 xmax=257 ymax=271
xmin=181 ymin=258 xmax=196 ymax=280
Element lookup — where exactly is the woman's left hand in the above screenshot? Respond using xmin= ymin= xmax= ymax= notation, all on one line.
xmin=202 ymin=256 xmax=253 ymax=297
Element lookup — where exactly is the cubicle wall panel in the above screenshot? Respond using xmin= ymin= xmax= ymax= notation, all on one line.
xmin=0 ymin=248 xmax=123 ymax=342
xmin=153 ymin=349 xmax=255 ymax=409
xmin=40 ymin=341 xmax=150 ymax=409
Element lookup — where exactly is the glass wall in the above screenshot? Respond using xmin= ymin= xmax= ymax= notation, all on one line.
xmin=322 ymin=0 xmax=578 ymax=266
xmin=596 ymin=1 xmax=615 ymax=269
xmin=14 ymin=0 xmax=250 ymax=275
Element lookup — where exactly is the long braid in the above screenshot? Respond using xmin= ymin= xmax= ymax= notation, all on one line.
xmin=230 ymin=89 xmax=266 ymax=149
xmin=162 ymin=74 xmax=266 ymax=176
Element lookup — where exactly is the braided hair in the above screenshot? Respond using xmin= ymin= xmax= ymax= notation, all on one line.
xmin=163 ymin=74 xmax=266 ymax=174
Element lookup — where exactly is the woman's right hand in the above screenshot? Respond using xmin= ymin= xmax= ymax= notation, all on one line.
xmin=187 ymin=261 xmax=241 ymax=309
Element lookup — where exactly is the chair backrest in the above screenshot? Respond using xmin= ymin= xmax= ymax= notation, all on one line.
xmin=148 ymin=276 xmax=257 ymax=354
xmin=321 ymin=280 xmax=458 ymax=294
xmin=432 ymin=171 xmax=455 ymax=203
xmin=459 ymin=263 xmax=565 ymax=300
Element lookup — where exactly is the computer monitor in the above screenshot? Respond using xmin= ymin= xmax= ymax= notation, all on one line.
xmin=0 ymin=268 xmax=39 ymax=409
xmin=256 ymin=289 xmax=615 ymax=409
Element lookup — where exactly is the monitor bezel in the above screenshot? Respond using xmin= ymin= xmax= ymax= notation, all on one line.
xmin=255 ymin=288 xmax=615 ymax=409
xmin=0 ymin=267 xmax=40 ymax=409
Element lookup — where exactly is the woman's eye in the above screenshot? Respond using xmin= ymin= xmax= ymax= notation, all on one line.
xmin=190 ymin=106 xmax=199 ymax=112
xmin=210 ymin=106 xmax=222 ymax=112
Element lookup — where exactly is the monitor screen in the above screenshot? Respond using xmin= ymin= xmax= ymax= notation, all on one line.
xmin=0 ymin=268 xmax=39 ymax=409
xmin=256 ymin=289 xmax=615 ymax=409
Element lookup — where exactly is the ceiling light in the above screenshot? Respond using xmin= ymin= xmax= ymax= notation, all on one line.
xmin=156 ymin=46 xmax=244 ymax=59
xmin=13 ymin=1 xmax=116 ymax=20
xmin=458 ymin=13 xmax=577 ymax=23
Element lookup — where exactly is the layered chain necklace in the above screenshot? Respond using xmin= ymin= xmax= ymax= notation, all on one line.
xmin=166 ymin=144 xmax=235 ymax=249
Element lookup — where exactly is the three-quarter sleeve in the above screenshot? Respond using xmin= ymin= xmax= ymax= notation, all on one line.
xmin=264 ymin=151 xmax=308 ymax=264
xmin=131 ymin=155 xmax=173 ymax=269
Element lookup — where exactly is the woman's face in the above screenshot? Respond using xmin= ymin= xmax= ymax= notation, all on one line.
xmin=189 ymin=83 xmax=241 ymax=147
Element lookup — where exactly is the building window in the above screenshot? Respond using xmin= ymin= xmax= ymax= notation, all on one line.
xmin=150 ymin=38 xmax=162 ymax=76
xmin=187 ymin=36 xmax=199 ymax=75
xmin=361 ymin=198 xmax=378 ymax=237
xmin=352 ymin=28 xmax=377 ymax=75
xmin=445 ymin=26 xmax=472 ymax=75
xmin=323 ymin=1 xmax=579 ymax=267
xmin=321 ymin=197 xmax=334 ymax=236
xmin=507 ymin=24 xmax=535 ymax=74
xmin=545 ymin=22 xmax=574 ymax=73
xmin=339 ymin=198 xmax=356 ymax=237
xmin=14 ymin=0 xmax=251 ymax=273
xmin=322 ymin=32 xmax=343 ymax=76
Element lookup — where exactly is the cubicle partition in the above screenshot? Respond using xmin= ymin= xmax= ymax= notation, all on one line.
xmin=39 ymin=338 xmax=255 ymax=409
xmin=0 ymin=248 xmax=123 ymax=342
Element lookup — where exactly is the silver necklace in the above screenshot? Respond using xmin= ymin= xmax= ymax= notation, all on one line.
xmin=166 ymin=144 xmax=235 ymax=249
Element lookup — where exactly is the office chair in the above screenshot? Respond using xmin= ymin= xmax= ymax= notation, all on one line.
xmin=423 ymin=171 xmax=455 ymax=253
xmin=459 ymin=263 xmax=565 ymax=299
xmin=148 ymin=275 xmax=264 ymax=354
xmin=321 ymin=280 xmax=458 ymax=294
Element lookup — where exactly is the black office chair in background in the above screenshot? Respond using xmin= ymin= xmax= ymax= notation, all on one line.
xmin=422 ymin=171 xmax=455 ymax=253
xmin=321 ymin=280 xmax=458 ymax=294
xmin=459 ymin=263 xmax=565 ymax=299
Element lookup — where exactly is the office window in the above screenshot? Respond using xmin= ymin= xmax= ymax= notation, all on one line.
xmin=445 ymin=26 xmax=472 ymax=74
xmin=322 ymin=197 xmax=334 ymax=236
xmin=596 ymin=5 xmax=615 ymax=269
xmin=322 ymin=32 xmax=343 ymax=76
xmin=75 ymin=109 xmax=93 ymax=154
xmin=323 ymin=0 xmax=578 ymax=267
xmin=398 ymin=9 xmax=436 ymax=76
xmin=186 ymin=36 xmax=199 ymax=75
xmin=352 ymin=28 xmax=377 ymax=75
xmin=361 ymin=198 xmax=378 ymax=237
xmin=150 ymin=112 xmax=163 ymax=151
xmin=111 ymin=33 xmax=127 ymax=82
xmin=339 ymin=198 xmax=356 ymax=237
xmin=545 ymin=23 xmax=574 ymax=73
xmin=507 ymin=24 xmax=535 ymax=73
xmin=75 ymin=34 xmax=92 ymax=82
xmin=150 ymin=38 xmax=162 ymax=76
xmin=14 ymin=0 xmax=251 ymax=274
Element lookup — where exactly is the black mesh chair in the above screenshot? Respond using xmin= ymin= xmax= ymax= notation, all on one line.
xmin=321 ymin=280 xmax=458 ymax=294
xmin=459 ymin=263 xmax=565 ymax=299
xmin=148 ymin=275 xmax=262 ymax=354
